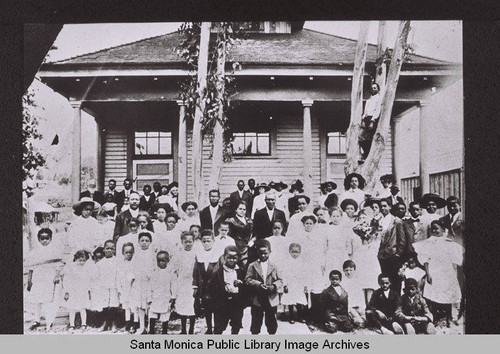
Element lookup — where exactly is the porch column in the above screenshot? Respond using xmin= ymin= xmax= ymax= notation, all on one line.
xmin=70 ymin=101 xmax=82 ymax=205
xmin=177 ymin=100 xmax=187 ymax=204
xmin=302 ymin=99 xmax=314 ymax=198
xmin=419 ymin=100 xmax=432 ymax=194
xmin=392 ymin=115 xmax=404 ymax=186
xmin=96 ymin=117 xmax=104 ymax=192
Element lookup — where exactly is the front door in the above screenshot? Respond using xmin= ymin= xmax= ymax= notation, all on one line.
xmin=133 ymin=159 xmax=174 ymax=192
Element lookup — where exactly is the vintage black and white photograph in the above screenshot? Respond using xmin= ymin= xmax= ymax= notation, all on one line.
xmin=22 ymin=20 xmax=463 ymax=335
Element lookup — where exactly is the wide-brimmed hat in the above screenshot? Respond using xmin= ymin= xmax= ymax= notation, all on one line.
xmin=380 ymin=174 xmax=394 ymax=183
xmin=181 ymin=201 xmax=198 ymax=212
xmin=365 ymin=197 xmax=382 ymax=208
xmin=72 ymin=197 xmax=101 ymax=212
xmin=420 ymin=193 xmax=446 ymax=209
xmin=167 ymin=181 xmax=179 ymax=191
xmin=344 ymin=173 xmax=366 ymax=191
xmin=294 ymin=194 xmax=311 ymax=204
xmin=255 ymin=183 xmax=271 ymax=192
xmin=324 ymin=193 xmax=339 ymax=209
xmin=269 ymin=181 xmax=288 ymax=190
xmin=289 ymin=179 xmax=304 ymax=193
xmin=340 ymin=198 xmax=359 ymax=212
xmin=320 ymin=181 xmax=337 ymax=190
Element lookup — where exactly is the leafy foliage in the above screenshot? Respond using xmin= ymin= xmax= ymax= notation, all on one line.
xmin=23 ymin=89 xmax=46 ymax=193
xmin=177 ymin=22 xmax=242 ymax=162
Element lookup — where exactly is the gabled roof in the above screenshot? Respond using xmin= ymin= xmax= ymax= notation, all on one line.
xmin=45 ymin=28 xmax=455 ymax=69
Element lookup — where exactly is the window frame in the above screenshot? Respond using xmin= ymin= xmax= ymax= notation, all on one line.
xmin=133 ymin=131 xmax=173 ymax=159
xmin=326 ymin=131 xmax=347 ymax=157
xmin=231 ymin=131 xmax=272 ymax=157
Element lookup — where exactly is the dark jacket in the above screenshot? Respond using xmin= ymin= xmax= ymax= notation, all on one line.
xmin=366 ymin=288 xmax=400 ymax=318
xmin=200 ymin=205 xmax=229 ymax=235
xmin=193 ymin=257 xmax=219 ymax=312
xmin=395 ymin=292 xmax=433 ymax=323
xmin=139 ymin=194 xmax=156 ymax=212
xmin=252 ymin=207 xmax=287 ymax=240
xmin=378 ymin=215 xmax=406 ymax=260
xmin=206 ymin=262 xmax=248 ymax=310
xmin=245 ymin=260 xmax=283 ymax=308
xmin=438 ymin=212 xmax=464 ymax=246
xmin=113 ymin=209 xmax=153 ymax=240
xmin=385 ymin=195 xmax=405 ymax=207
xmin=229 ymin=190 xmax=253 ymax=217
xmin=116 ymin=189 xmax=137 ymax=210
xmin=320 ymin=285 xmax=350 ymax=321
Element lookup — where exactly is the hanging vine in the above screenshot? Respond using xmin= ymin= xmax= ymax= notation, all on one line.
xmin=177 ymin=22 xmax=242 ymax=162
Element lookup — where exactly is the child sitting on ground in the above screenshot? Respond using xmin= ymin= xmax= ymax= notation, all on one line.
xmin=320 ymin=270 xmax=354 ymax=333
xmin=395 ymin=278 xmax=436 ymax=335
xmin=365 ymin=273 xmax=404 ymax=334
xmin=341 ymin=260 xmax=366 ymax=328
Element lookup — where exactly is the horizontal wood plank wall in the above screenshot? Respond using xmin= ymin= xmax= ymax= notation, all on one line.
xmin=104 ymin=131 xmax=128 ymax=185
xmin=186 ymin=114 xmax=321 ymax=206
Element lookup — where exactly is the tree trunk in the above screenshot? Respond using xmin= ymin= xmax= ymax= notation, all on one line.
xmin=344 ymin=22 xmax=370 ymax=174
xmin=191 ymin=22 xmax=211 ymax=205
xmin=362 ymin=21 xmax=411 ymax=191
xmin=375 ymin=21 xmax=389 ymax=92
xmin=209 ymin=24 xmax=226 ymax=191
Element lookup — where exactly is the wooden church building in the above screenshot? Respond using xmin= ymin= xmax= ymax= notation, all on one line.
xmin=39 ymin=21 xmax=462 ymax=205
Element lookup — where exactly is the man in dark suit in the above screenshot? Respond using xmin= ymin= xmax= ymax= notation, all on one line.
xmin=113 ymin=191 xmax=153 ymax=240
xmin=200 ymin=190 xmax=229 ymax=236
xmin=252 ymin=191 xmax=287 ymax=240
xmin=116 ymin=178 xmax=136 ymax=211
xmin=206 ymin=245 xmax=247 ymax=334
xmin=402 ymin=201 xmax=426 ymax=261
xmin=139 ymin=184 xmax=156 ymax=212
xmin=438 ymin=196 xmax=464 ymax=246
xmin=229 ymin=180 xmax=253 ymax=216
xmin=377 ymin=199 xmax=406 ymax=293
xmin=385 ymin=185 xmax=405 ymax=207
xmin=105 ymin=179 xmax=119 ymax=203
xmin=80 ymin=179 xmax=105 ymax=205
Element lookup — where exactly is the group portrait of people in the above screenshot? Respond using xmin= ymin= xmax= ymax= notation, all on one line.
xmin=25 ymin=172 xmax=464 ymax=335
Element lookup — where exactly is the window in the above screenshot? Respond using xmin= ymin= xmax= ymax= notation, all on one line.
xmin=236 ymin=22 xmax=265 ymax=32
xmin=327 ymin=132 xmax=347 ymax=155
xmin=134 ymin=132 xmax=172 ymax=156
xmin=232 ymin=132 xmax=270 ymax=155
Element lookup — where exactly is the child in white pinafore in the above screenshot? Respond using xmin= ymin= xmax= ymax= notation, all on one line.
xmin=281 ymin=243 xmax=310 ymax=323
xmin=131 ymin=232 xmax=157 ymax=334
xmin=62 ymin=250 xmax=93 ymax=331
xmin=173 ymin=232 xmax=197 ymax=334
xmin=266 ymin=220 xmax=290 ymax=272
xmin=116 ymin=242 xmax=137 ymax=333
xmin=95 ymin=240 xmax=120 ymax=332
xmin=148 ymin=251 xmax=177 ymax=334
xmin=87 ymin=247 xmax=104 ymax=328
xmin=25 ymin=228 xmax=64 ymax=332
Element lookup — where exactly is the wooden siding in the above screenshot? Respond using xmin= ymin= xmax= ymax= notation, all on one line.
xmin=430 ymin=168 xmax=463 ymax=215
xmin=104 ymin=131 xmax=128 ymax=183
xmin=186 ymin=114 xmax=321 ymax=204
xmin=401 ymin=176 xmax=420 ymax=207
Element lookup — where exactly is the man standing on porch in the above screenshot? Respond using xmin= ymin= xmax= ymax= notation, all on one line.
xmin=252 ymin=191 xmax=287 ymax=240
xmin=200 ymin=190 xmax=229 ymax=236
xmin=229 ymin=180 xmax=253 ymax=217
xmin=116 ymin=178 xmax=136 ymax=212
xmin=106 ymin=179 xmax=119 ymax=203
xmin=113 ymin=192 xmax=152 ymax=240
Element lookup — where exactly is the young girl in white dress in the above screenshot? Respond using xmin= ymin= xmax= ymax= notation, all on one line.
xmin=173 ymin=232 xmax=197 ymax=334
xmin=148 ymin=251 xmax=177 ymax=334
xmin=116 ymin=242 xmax=137 ymax=333
xmin=189 ymin=224 xmax=204 ymax=254
xmin=116 ymin=218 xmax=140 ymax=253
xmin=25 ymin=228 xmax=64 ymax=332
xmin=131 ymin=232 xmax=157 ymax=334
xmin=95 ymin=240 xmax=120 ymax=332
xmin=62 ymin=250 xmax=93 ymax=331
xmin=95 ymin=208 xmax=115 ymax=249
xmin=152 ymin=206 xmax=168 ymax=236
xmin=157 ymin=213 xmax=182 ymax=257
xmin=266 ymin=220 xmax=289 ymax=272
xmin=281 ymin=243 xmax=310 ymax=323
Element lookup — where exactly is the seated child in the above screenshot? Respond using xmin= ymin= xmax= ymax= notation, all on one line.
xmin=341 ymin=260 xmax=365 ymax=328
xmin=245 ymin=239 xmax=283 ymax=335
xmin=398 ymin=256 xmax=426 ymax=294
xmin=366 ymin=273 xmax=404 ymax=334
xmin=395 ymin=278 xmax=436 ymax=335
xmin=148 ymin=251 xmax=176 ymax=334
xmin=320 ymin=270 xmax=354 ymax=333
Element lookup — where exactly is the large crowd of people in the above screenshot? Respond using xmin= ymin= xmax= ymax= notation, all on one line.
xmin=24 ymin=173 xmax=464 ymax=335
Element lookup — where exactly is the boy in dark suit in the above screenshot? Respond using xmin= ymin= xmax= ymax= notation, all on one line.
xmin=245 ymin=239 xmax=283 ymax=335
xmin=207 ymin=245 xmax=247 ymax=334
xmin=366 ymin=273 xmax=403 ymax=334
xmin=200 ymin=190 xmax=229 ymax=236
xmin=320 ymin=270 xmax=354 ymax=333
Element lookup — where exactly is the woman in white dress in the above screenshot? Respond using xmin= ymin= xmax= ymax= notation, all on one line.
xmin=339 ymin=198 xmax=362 ymax=263
xmin=288 ymin=195 xmax=315 ymax=234
xmin=67 ymin=197 xmax=101 ymax=256
xmin=177 ymin=201 xmax=201 ymax=232
xmin=414 ymin=220 xmax=463 ymax=326
xmin=250 ymin=183 xmax=271 ymax=218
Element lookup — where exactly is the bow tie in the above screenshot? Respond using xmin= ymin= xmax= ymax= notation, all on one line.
xmin=411 ymin=218 xmax=420 ymax=222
